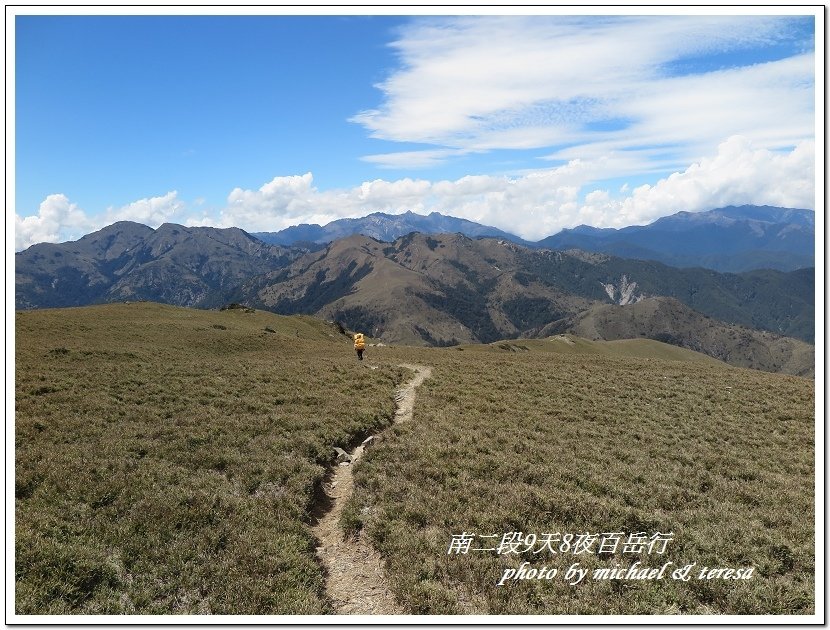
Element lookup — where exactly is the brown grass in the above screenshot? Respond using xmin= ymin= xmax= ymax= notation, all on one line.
xmin=347 ymin=344 xmax=814 ymax=614
xmin=15 ymin=303 xmax=404 ymax=614
xmin=15 ymin=303 xmax=815 ymax=616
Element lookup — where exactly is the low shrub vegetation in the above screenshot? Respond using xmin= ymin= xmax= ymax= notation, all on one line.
xmin=15 ymin=303 xmax=404 ymax=614
xmin=15 ymin=304 xmax=814 ymax=616
xmin=349 ymin=344 xmax=814 ymax=615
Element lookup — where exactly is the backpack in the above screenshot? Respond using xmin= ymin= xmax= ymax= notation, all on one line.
xmin=354 ymin=333 xmax=365 ymax=350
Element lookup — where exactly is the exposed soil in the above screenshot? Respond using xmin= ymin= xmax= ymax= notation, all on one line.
xmin=312 ymin=364 xmax=432 ymax=615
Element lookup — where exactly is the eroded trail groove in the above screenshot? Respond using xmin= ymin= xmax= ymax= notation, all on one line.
xmin=312 ymin=364 xmax=432 ymax=615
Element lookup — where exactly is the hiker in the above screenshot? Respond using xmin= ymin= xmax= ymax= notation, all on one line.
xmin=353 ymin=332 xmax=366 ymax=361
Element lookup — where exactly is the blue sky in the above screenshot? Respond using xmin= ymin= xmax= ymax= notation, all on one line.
xmin=15 ymin=16 xmax=405 ymax=209
xmin=12 ymin=10 xmax=818 ymax=249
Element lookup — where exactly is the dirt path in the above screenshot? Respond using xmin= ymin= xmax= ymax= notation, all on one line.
xmin=312 ymin=363 xmax=432 ymax=615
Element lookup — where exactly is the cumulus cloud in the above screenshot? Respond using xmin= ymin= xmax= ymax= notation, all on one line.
xmin=606 ymin=136 xmax=816 ymax=227
xmin=223 ymin=173 xmax=320 ymax=229
xmin=215 ymin=136 xmax=813 ymax=241
xmin=15 ymin=15 xmax=815 ymax=254
xmin=15 ymin=191 xmax=186 ymax=251
xmin=15 ymin=194 xmax=93 ymax=251
xmin=352 ymin=15 xmax=814 ymax=172
xmin=217 ymin=173 xmax=436 ymax=232
xmin=16 ymin=141 xmax=813 ymax=251
xmin=103 ymin=191 xmax=185 ymax=226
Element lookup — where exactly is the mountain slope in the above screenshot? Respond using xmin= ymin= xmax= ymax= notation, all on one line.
xmin=512 ymin=248 xmax=814 ymax=342
xmin=541 ymin=297 xmax=813 ymax=377
xmin=15 ymin=222 xmax=304 ymax=309
xmin=228 ymin=232 xmax=813 ymax=373
xmin=539 ymin=205 xmax=815 ymax=272
xmin=229 ymin=233 xmax=588 ymax=345
xmin=15 ymin=222 xmax=154 ymax=308
xmin=16 ymin=301 xmax=814 ymax=614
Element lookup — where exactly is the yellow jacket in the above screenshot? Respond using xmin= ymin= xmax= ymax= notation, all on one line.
xmin=353 ymin=333 xmax=366 ymax=350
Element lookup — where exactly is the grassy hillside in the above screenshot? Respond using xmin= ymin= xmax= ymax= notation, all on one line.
xmin=347 ymin=345 xmax=815 ymax=615
xmin=472 ymin=335 xmax=725 ymax=364
xmin=545 ymin=297 xmax=814 ymax=377
xmin=15 ymin=303 xmax=405 ymax=614
xmin=15 ymin=303 xmax=815 ymax=616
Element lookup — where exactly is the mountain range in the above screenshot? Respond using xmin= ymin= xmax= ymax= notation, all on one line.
xmin=254 ymin=205 xmax=814 ymax=273
xmin=14 ymin=207 xmax=815 ymax=376
xmin=253 ymin=210 xmax=531 ymax=248
xmin=218 ymin=231 xmax=813 ymax=375
xmin=537 ymin=205 xmax=814 ymax=272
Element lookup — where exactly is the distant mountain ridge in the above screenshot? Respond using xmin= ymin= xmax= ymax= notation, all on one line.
xmin=253 ymin=210 xmax=532 ymax=247
xmin=15 ymin=221 xmax=306 ymax=309
xmin=538 ymin=205 xmax=814 ymax=272
xmin=252 ymin=205 xmax=814 ymax=273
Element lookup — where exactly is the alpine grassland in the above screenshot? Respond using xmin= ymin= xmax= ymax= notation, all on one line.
xmin=15 ymin=303 xmax=404 ymax=614
xmin=15 ymin=304 xmax=814 ymax=616
xmin=345 ymin=341 xmax=815 ymax=615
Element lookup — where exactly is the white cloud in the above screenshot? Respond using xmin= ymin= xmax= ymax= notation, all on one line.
xmin=15 ymin=15 xmax=815 ymax=254
xmin=15 ymin=194 xmax=93 ymax=251
xmin=104 ymin=191 xmax=185 ymax=226
xmin=217 ymin=173 xmax=437 ymax=232
xmin=215 ymin=137 xmax=814 ymax=241
xmin=361 ymin=149 xmax=470 ymax=169
xmin=15 ymin=191 xmax=187 ymax=251
xmin=223 ymin=173 xmax=320 ymax=229
xmin=16 ymin=139 xmax=814 ymax=251
xmin=606 ymin=136 xmax=815 ymax=227
xmin=352 ymin=16 xmax=813 ymax=173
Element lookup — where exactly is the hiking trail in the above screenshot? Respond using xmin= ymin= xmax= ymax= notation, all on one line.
xmin=311 ymin=363 xmax=432 ymax=615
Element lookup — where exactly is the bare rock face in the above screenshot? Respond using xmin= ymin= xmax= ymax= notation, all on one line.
xmin=601 ymin=274 xmax=644 ymax=305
